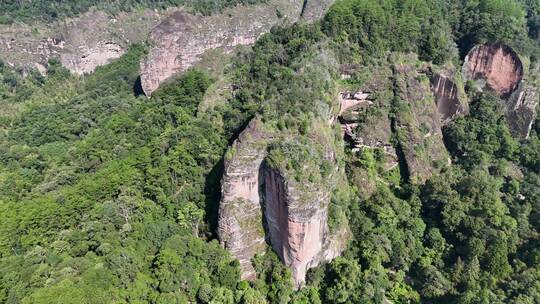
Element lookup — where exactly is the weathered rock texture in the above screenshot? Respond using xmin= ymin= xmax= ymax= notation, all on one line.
xmin=463 ymin=44 xmax=539 ymax=138
xmin=301 ymin=0 xmax=336 ymax=22
xmin=0 ymin=9 xmax=164 ymax=74
xmin=218 ymin=117 xmax=348 ymax=287
xmin=217 ymin=118 xmax=269 ymax=280
xmin=140 ymin=0 xmax=335 ymax=95
xmin=61 ymin=41 xmax=124 ymax=74
xmin=0 ymin=1 xmax=335 ymax=83
xmin=429 ymin=68 xmax=469 ymax=123
xmin=463 ymin=44 xmax=523 ymax=98
xmin=507 ymin=80 xmax=539 ymax=139
xmin=263 ymin=133 xmax=347 ymax=286
xmin=393 ymin=54 xmax=449 ymax=184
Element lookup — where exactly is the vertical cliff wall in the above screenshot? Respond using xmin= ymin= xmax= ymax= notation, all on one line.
xmin=430 ymin=68 xmax=469 ymax=123
xmin=218 ymin=118 xmax=349 ymax=286
xmin=140 ymin=4 xmax=285 ymax=96
xmin=463 ymin=44 xmax=539 ymax=138
xmin=217 ymin=118 xmax=270 ymax=280
xmin=263 ymin=133 xmax=348 ymax=286
xmin=462 ymin=44 xmax=523 ymax=98
xmin=264 ymin=166 xmax=329 ymax=286
xmin=140 ymin=0 xmax=337 ymax=95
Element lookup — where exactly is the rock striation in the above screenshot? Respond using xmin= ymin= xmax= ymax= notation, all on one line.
xmin=218 ymin=117 xmax=348 ymax=287
xmin=429 ymin=68 xmax=469 ymax=123
xmin=462 ymin=43 xmax=523 ymax=98
xmin=463 ymin=44 xmax=539 ymax=138
xmin=217 ymin=118 xmax=269 ymax=280
xmin=263 ymin=135 xmax=347 ymax=286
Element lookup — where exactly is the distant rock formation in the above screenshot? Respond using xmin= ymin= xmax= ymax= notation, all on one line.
xmin=140 ymin=0 xmax=336 ymax=95
xmin=61 ymin=41 xmax=124 ymax=74
xmin=0 ymin=9 xmax=164 ymax=75
xmin=0 ymin=1 xmax=335 ymax=85
xmin=463 ymin=43 xmax=538 ymax=138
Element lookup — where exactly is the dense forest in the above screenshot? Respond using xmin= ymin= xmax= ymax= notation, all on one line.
xmin=1 ymin=0 xmax=540 ymax=303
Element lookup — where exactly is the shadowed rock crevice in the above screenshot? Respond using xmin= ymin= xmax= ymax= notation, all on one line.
xmin=133 ymin=76 xmax=145 ymax=96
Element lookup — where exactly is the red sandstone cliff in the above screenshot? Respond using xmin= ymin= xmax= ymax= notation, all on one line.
xmin=218 ymin=117 xmax=349 ymax=287
xmin=463 ymin=44 xmax=523 ymax=98
xmin=217 ymin=119 xmax=269 ymax=280
xmin=263 ymin=139 xmax=348 ymax=286
xmin=463 ymin=44 xmax=539 ymax=138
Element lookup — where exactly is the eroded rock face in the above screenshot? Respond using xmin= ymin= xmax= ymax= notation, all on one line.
xmin=0 ymin=9 xmax=164 ymax=74
xmin=463 ymin=44 xmax=523 ymax=98
xmin=463 ymin=44 xmax=539 ymax=138
xmin=301 ymin=0 xmax=336 ymax=22
xmin=507 ymin=81 xmax=539 ymax=139
xmin=263 ymin=152 xmax=345 ymax=286
xmin=430 ymin=71 xmax=468 ymax=123
xmin=218 ymin=117 xmax=348 ymax=286
xmin=61 ymin=41 xmax=124 ymax=74
xmin=140 ymin=1 xmax=304 ymax=95
xmin=217 ymin=119 xmax=269 ymax=280
xmin=339 ymin=91 xmax=372 ymax=116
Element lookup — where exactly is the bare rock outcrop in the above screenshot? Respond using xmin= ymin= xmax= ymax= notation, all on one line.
xmin=507 ymin=81 xmax=539 ymax=139
xmin=339 ymin=91 xmax=372 ymax=116
xmin=61 ymin=41 xmax=124 ymax=74
xmin=337 ymin=64 xmax=398 ymax=173
xmin=0 ymin=9 xmax=164 ymax=74
xmin=463 ymin=44 xmax=539 ymax=138
xmin=264 ymin=166 xmax=345 ymax=286
xmin=430 ymin=69 xmax=468 ymax=123
xmin=301 ymin=0 xmax=336 ymax=22
xmin=218 ymin=117 xmax=349 ymax=286
xmin=217 ymin=118 xmax=270 ymax=280
xmin=140 ymin=1 xmax=304 ymax=95
xmin=462 ymin=43 xmax=523 ymax=98
xmin=393 ymin=54 xmax=449 ymax=184
xmin=263 ymin=135 xmax=347 ymax=287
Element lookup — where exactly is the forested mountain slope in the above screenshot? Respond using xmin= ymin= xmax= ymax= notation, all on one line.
xmin=0 ymin=0 xmax=539 ymax=303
